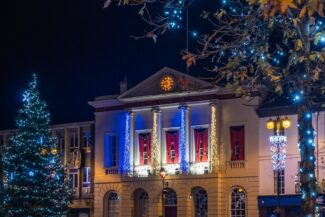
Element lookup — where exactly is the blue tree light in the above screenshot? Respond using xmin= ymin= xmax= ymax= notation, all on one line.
xmin=191 ymin=31 xmax=198 ymax=37
xmin=305 ymin=112 xmax=312 ymax=119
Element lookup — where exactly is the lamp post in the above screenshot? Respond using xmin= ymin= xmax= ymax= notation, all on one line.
xmin=266 ymin=116 xmax=291 ymax=217
xmin=160 ymin=167 xmax=166 ymax=217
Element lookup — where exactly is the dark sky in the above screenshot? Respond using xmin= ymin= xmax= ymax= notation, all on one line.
xmin=0 ymin=0 xmax=210 ymax=130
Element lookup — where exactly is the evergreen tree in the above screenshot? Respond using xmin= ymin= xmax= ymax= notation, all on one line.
xmin=3 ymin=74 xmax=72 ymax=217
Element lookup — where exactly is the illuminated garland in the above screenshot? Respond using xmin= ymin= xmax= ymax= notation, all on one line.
xmin=210 ymin=104 xmax=218 ymax=170
xmin=180 ymin=106 xmax=189 ymax=173
xmin=123 ymin=112 xmax=131 ymax=174
xmin=151 ymin=110 xmax=159 ymax=173
xmin=269 ymin=135 xmax=287 ymax=170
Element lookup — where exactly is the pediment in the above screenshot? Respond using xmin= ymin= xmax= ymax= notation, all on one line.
xmin=118 ymin=67 xmax=213 ymax=100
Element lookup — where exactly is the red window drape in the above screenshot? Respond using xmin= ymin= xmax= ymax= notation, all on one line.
xmin=166 ymin=131 xmax=179 ymax=164
xmin=194 ymin=128 xmax=208 ymax=162
xmin=139 ymin=133 xmax=151 ymax=165
xmin=230 ymin=126 xmax=245 ymax=161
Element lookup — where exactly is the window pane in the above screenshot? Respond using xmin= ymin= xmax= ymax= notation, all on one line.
xmin=230 ymin=187 xmax=246 ymax=217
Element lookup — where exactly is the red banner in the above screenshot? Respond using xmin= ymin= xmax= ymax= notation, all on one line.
xmin=194 ymin=128 xmax=208 ymax=162
xmin=230 ymin=126 xmax=245 ymax=161
xmin=139 ymin=133 xmax=151 ymax=165
xmin=166 ymin=131 xmax=179 ymax=164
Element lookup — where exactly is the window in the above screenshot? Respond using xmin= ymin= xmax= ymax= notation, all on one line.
xmin=72 ymin=149 xmax=81 ymax=168
xmin=166 ymin=131 xmax=179 ymax=164
xmin=83 ymin=167 xmax=91 ymax=184
xmin=56 ymin=135 xmax=65 ymax=154
xmin=139 ymin=133 xmax=151 ymax=165
xmin=194 ymin=128 xmax=208 ymax=162
xmin=134 ymin=189 xmax=149 ymax=217
xmin=69 ymin=171 xmax=79 ymax=192
xmin=274 ymin=169 xmax=285 ymax=194
xmin=192 ymin=187 xmax=208 ymax=217
xmin=104 ymin=134 xmax=119 ymax=168
xmin=230 ymin=126 xmax=245 ymax=161
xmin=104 ymin=192 xmax=120 ymax=217
xmin=163 ymin=188 xmax=177 ymax=217
xmin=82 ymin=133 xmax=91 ymax=148
xmin=69 ymin=132 xmax=78 ymax=149
xmin=230 ymin=187 xmax=246 ymax=217
xmin=295 ymin=161 xmax=301 ymax=193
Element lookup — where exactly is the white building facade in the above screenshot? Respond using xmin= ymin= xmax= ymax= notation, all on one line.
xmin=89 ymin=67 xmax=260 ymax=217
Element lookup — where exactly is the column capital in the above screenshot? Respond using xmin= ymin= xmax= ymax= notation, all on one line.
xmin=151 ymin=107 xmax=161 ymax=113
xmin=178 ymin=104 xmax=190 ymax=111
xmin=209 ymin=102 xmax=219 ymax=107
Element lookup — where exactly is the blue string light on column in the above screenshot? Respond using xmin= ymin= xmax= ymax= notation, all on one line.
xmin=180 ymin=106 xmax=189 ymax=173
xmin=123 ymin=112 xmax=131 ymax=174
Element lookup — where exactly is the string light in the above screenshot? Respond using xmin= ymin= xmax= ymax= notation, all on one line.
xmin=180 ymin=106 xmax=189 ymax=173
xmin=123 ymin=112 xmax=131 ymax=174
xmin=210 ymin=104 xmax=218 ymax=170
xmin=3 ymin=74 xmax=72 ymax=216
xmin=151 ymin=110 xmax=159 ymax=173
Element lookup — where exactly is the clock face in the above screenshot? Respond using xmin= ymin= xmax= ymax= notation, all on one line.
xmin=160 ymin=75 xmax=175 ymax=92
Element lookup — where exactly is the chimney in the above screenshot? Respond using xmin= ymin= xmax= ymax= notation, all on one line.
xmin=119 ymin=77 xmax=128 ymax=94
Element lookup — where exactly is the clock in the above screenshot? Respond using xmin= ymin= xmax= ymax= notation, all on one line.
xmin=160 ymin=75 xmax=176 ymax=92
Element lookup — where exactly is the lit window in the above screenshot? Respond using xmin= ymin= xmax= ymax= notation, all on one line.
xmin=69 ymin=171 xmax=78 ymax=192
xmin=194 ymin=128 xmax=208 ymax=162
xmin=83 ymin=167 xmax=91 ymax=184
xmin=230 ymin=126 xmax=245 ymax=161
xmin=193 ymin=187 xmax=208 ymax=217
xmin=166 ymin=131 xmax=179 ymax=164
xmin=139 ymin=133 xmax=151 ymax=165
xmin=230 ymin=187 xmax=246 ymax=217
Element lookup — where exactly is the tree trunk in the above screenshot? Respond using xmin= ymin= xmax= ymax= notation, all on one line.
xmin=297 ymin=104 xmax=317 ymax=216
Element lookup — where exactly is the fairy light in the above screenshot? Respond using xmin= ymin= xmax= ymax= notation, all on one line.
xmin=269 ymin=135 xmax=287 ymax=170
xmin=123 ymin=112 xmax=131 ymax=174
xmin=210 ymin=104 xmax=218 ymax=170
xmin=151 ymin=110 xmax=159 ymax=173
xmin=180 ymin=106 xmax=189 ymax=173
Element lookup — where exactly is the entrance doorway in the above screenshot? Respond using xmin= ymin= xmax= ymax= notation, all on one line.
xmin=163 ymin=188 xmax=177 ymax=217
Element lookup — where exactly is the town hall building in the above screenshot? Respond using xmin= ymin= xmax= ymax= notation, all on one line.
xmin=88 ymin=67 xmax=261 ymax=217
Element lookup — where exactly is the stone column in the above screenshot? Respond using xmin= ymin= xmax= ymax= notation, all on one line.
xmin=179 ymin=105 xmax=190 ymax=173
xmin=130 ymin=112 xmax=135 ymax=172
xmin=151 ymin=108 xmax=160 ymax=174
xmin=123 ymin=111 xmax=132 ymax=174
xmin=210 ymin=103 xmax=218 ymax=172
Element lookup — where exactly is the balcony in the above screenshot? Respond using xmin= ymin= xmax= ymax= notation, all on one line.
xmin=122 ymin=162 xmax=211 ymax=177
xmin=105 ymin=167 xmax=119 ymax=175
xmin=227 ymin=160 xmax=246 ymax=169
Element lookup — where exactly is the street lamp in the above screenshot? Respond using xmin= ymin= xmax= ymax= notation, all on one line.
xmin=266 ymin=116 xmax=291 ymax=216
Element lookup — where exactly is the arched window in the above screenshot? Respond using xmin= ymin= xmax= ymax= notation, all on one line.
xmin=104 ymin=191 xmax=120 ymax=217
xmin=192 ymin=187 xmax=208 ymax=217
xmin=134 ymin=189 xmax=149 ymax=217
xmin=230 ymin=187 xmax=246 ymax=217
xmin=163 ymin=188 xmax=177 ymax=217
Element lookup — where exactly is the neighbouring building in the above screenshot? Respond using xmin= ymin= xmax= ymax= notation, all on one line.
xmin=0 ymin=121 xmax=95 ymax=217
xmin=257 ymin=107 xmax=325 ymax=216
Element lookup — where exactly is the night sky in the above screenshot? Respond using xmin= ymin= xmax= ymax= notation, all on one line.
xmin=0 ymin=0 xmax=211 ymax=130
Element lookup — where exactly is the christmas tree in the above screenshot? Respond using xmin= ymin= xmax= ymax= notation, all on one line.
xmin=3 ymin=74 xmax=72 ymax=216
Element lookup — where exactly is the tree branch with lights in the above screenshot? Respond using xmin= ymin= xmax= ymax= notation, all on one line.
xmin=106 ymin=0 xmax=325 ymax=215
